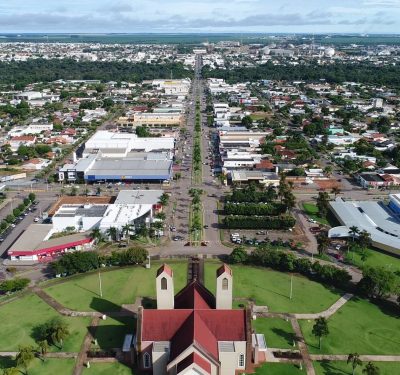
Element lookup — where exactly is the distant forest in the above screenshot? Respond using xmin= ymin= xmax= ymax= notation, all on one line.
xmin=0 ymin=59 xmax=192 ymax=87
xmin=203 ymin=62 xmax=400 ymax=89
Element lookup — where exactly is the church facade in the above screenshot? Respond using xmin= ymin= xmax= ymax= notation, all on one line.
xmin=135 ymin=263 xmax=252 ymax=375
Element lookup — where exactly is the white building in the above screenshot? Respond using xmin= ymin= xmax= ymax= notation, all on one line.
xmin=52 ymin=190 xmax=163 ymax=236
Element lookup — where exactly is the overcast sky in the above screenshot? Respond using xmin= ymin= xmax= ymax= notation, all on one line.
xmin=0 ymin=0 xmax=399 ymax=34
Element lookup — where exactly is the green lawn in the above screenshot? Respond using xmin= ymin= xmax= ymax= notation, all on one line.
xmin=246 ymin=362 xmax=304 ymax=374
xmin=0 ymin=357 xmax=75 ymax=375
xmin=345 ymin=247 xmax=400 ymax=273
xmin=302 ymin=203 xmax=329 ymax=226
xmin=253 ymin=317 xmax=296 ymax=349
xmin=204 ymin=262 xmax=341 ymax=313
xmin=94 ymin=317 xmax=136 ymax=350
xmin=314 ymin=360 xmax=400 ymax=375
xmin=44 ymin=261 xmax=188 ymax=312
xmin=82 ymin=362 xmax=134 ymax=375
xmin=0 ymin=293 xmax=89 ymax=352
xmin=300 ymin=298 xmax=400 ymax=355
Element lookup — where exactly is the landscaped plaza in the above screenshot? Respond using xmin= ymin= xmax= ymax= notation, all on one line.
xmin=0 ymin=259 xmax=399 ymax=374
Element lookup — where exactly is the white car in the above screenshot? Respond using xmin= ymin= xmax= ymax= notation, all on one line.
xmin=34 ymin=217 xmax=40 ymax=223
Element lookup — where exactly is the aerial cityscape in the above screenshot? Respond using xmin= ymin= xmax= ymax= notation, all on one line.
xmin=0 ymin=2 xmax=399 ymax=375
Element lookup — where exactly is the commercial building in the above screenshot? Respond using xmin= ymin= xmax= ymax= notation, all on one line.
xmin=82 ymin=131 xmax=175 ymax=158
xmin=52 ymin=190 xmax=163 ymax=235
xmin=7 ymin=224 xmax=93 ymax=263
xmin=59 ymin=131 xmax=175 ymax=183
xmin=329 ymin=196 xmax=400 ymax=255
xmin=59 ymin=153 xmax=173 ymax=183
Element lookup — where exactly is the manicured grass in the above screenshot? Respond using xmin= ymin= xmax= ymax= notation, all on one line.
xmin=44 ymin=261 xmax=188 ymax=312
xmin=82 ymin=362 xmax=134 ymax=374
xmin=94 ymin=317 xmax=136 ymax=349
xmin=253 ymin=317 xmax=296 ymax=349
xmin=314 ymin=360 xmax=400 ymax=375
xmin=302 ymin=203 xmax=329 ymax=226
xmin=345 ymin=247 xmax=400 ymax=273
xmin=245 ymin=362 xmax=304 ymax=374
xmin=0 ymin=293 xmax=89 ymax=352
xmin=204 ymin=262 xmax=341 ymax=313
xmin=300 ymin=298 xmax=400 ymax=355
xmin=0 ymin=357 xmax=75 ymax=375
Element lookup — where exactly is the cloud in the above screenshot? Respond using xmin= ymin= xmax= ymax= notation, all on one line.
xmin=0 ymin=3 xmax=398 ymax=33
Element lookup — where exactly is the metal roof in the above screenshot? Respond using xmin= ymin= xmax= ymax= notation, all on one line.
xmin=329 ymin=198 xmax=400 ymax=253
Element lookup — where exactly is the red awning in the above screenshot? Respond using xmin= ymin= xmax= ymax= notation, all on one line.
xmin=8 ymin=238 xmax=93 ymax=257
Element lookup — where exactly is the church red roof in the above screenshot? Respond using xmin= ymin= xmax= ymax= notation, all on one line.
xmin=174 ymin=280 xmax=215 ymax=309
xmin=157 ymin=263 xmax=173 ymax=277
xmin=176 ymin=352 xmax=211 ymax=374
xmin=141 ymin=309 xmax=246 ymax=361
xmin=216 ymin=264 xmax=232 ymax=277
xmin=140 ymin=264 xmax=246 ymax=369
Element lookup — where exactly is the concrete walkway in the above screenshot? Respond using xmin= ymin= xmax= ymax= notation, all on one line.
xmin=33 ymin=286 xmax=135 ymax=318
xmin=294 ymin=293 xmax=353 ymax=320
xmin=290 ymin=318 xmax=316 ymax=375
xmin=73 ymin=316 xmax=99 ymax=375
xmin=255 ymin=293 xmax=353 ymax=320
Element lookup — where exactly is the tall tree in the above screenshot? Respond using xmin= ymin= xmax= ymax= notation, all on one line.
xmin=106 ymin=227 xmax=118 ymax=242
xmin=50 ymin=320 xmax=70 ymax=349
xmin=312 ymin=317 xmax=329 ymax=349
xmin=317 ymin=231 xmax=330 ymax=256
xmin=90 ymin=228 xmax=103 ymax=244
xmin=348 ymin=226 xmax=360 ymax=242
xmin=36 ymin=339 xmax=49 ymax=361
xmin=362 ymin=362 xmax=380 ymax=375
xmin=16 ymin=345 xmax=35 ymax=375
xmin=347 ymin=353 xmax=362 ymax=375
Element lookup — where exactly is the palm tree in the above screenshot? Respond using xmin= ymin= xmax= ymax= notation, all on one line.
xmin=90 ymin=228 xmax=103 ymax=244
xmin=347 ymin=353 xmax=362 ymax=375
xmin=312 ymin=317 xmax=329 ymax=349
xmin=106 ymin=227 xmax=118 ymax=242
xmin=51 ymin=321 xmax=70 ymax=350
xmin=16 ymin=345 xmax=35 ymax=375
xmin=317 ymin=231 xmax=330 ymax=255
xmin=362 ymin=362 xmax=380 ymax=375
xmin=348 ymin=226 xmax=359 ymax=242
xmin=159 ymin=193 xmax=169 ymax=206
xmin=331 ymin=186 xmax=341 ymax=198
xmin=358 ymin=230 xmax=371 ymax=249
xmin=121 ymin=224 xmax=132 ymax=244
xmin=155 ymin=212 xmax=166 ymax=221
xmin=36 ymin=339 xmax=49 ymax=362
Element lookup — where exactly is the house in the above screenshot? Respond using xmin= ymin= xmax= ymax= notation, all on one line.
xmin=9 ymin=135 xmax=37 ymax=152
xmin=23 ymin=158 xmax=51 ymax=170
xmin=136 ymin=263 xmax=261 ymax=375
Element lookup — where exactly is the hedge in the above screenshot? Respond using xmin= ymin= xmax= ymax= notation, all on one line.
xmin=223 ymin=215 xmax=295 ymax=229
xmin=224 ymin=202 xmax=286 ymax=216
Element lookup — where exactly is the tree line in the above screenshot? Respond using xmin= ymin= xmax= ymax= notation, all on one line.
xmin=0 ymin=59 xmax=193 ymax=87
xmin=203 ymin=61 xmax=400 ymax=88
xmin=50 ymin=247 xmax=148 ymax=276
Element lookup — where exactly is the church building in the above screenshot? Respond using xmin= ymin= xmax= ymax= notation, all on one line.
xmin=135 ymin=263 xmax=252 ymax=375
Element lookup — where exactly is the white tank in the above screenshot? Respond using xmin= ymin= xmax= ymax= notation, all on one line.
xmin=325 ymin=47 xmax=335 ymax=57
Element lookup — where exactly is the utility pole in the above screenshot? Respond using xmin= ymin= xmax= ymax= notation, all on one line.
xmin=98 ymin=269 xmax=103 ymax=298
